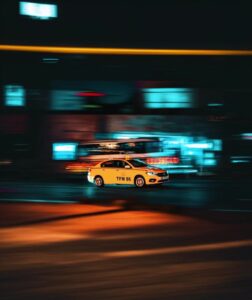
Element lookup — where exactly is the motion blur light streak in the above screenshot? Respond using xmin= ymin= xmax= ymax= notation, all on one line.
xmin=241 ymin=133 xmax=252 ymax=140
xmin=1 ymin=44 xmax=252 ymax=56
xmin=0 ymin=198 xmax=76 ymax=204
xmin=146 ymin=157 xmax=180 ymax=165
xmin=104 ymin=239 xmax=252 ymax=258
xmin=42 ymin=58 xmax=59 ymax=63
xmin=231 ymin=160 xmax=250 ymax=164
xmin=208 ymin=103 xmax=223 ymax=107
xmin=1 ymin=228 xmax=84 ymax=246
xmin=62 ymin=134 xmax=222 ymax=175
xmin=77 ymin=92 xmax=105 ymax=97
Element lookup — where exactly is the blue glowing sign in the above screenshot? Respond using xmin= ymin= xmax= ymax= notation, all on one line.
xmin=143 ymin=88 xmax=194 ymax=109
xmin=19 ymin=2 xmax=58 ymax=20
xmin=4 ymin=85 xmax=25 ymax=106
xmin=52 ymin=143 xmax=77 ymax=160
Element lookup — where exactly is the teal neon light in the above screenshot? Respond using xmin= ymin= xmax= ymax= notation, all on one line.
xmin=208 ymin=103 xmax=223 ymax=107
xmin=52 ymin=143 xmax=78 ymax=160
xmin=19 ymin=2 xmax=58 ymax=20
xmin=4 ymin=85 xmax=25 ymax=106
xmin=143 ymin=88 xmax=194 ymax=109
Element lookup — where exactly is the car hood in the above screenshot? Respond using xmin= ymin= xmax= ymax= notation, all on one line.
xmin=135 ymin=166 xmax=167 ymax=173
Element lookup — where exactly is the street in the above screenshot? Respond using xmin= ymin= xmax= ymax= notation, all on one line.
xmin=0 ymin=178 xmax=252 ymax=212
xmin=0 ymin=202 xmax=251 ymax=300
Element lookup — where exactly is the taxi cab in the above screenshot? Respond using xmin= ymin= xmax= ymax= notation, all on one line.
xmin=87 ymin=158 xmax=169 ymax=188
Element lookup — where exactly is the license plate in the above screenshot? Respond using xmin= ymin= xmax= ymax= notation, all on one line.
xmin=162 ymin=176 xmax=169 ymax=180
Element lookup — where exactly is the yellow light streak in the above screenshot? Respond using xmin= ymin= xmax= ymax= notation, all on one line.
xmin=0 ymin=44 xmax=252 ymax=56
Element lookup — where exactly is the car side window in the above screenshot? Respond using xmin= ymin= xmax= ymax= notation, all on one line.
xmin=116 ymin=160 xmax=124 ymax=168
xmin=101 ymin=161 xmax=116 ymax=168
xmin=101 ymin=160 xmax=130 ymax=168
xmin=114 ymin=160 xmax=124 ymax=168
xmin=117 ymin=161 xmax=131 ymax=168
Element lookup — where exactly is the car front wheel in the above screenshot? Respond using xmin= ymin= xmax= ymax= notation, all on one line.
xmin=134 ymin=176 xmax=145 ymax=188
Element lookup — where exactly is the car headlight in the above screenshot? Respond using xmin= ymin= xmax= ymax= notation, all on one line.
xmin=146 ymin=172 xmax=156 ymax=176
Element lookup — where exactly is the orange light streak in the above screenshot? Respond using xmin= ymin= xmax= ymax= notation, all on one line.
xmin=1 ymin=44 xmax=252 ymax=56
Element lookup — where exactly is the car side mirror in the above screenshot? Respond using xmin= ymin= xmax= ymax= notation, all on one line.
xmin=125 ymin=165 xmax=131 ymax=169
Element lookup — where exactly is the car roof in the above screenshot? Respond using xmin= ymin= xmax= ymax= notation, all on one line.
xmin=100 ymin=158 xmax=130 ymax=162
xmin=98 ymin=158 xmax=143 ymax=165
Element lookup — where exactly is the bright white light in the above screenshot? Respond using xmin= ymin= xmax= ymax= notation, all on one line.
xmin=19 ymin=2 xmax=58 ymax=20
xmin=185 ymin=143 xmax=212 ymax=149
xmin=54 ymin=145 xmax=75 ymax=152
xmin=52 ymin=143 xmax=77 ymax=160
xmin=116 ymin=136 xmax=131 ymax=139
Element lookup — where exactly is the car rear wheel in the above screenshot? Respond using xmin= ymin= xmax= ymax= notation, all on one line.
xmin=94 ymin=176 xmax=104 ymax=187
xmin=134 ymin=176 xmax=145 ymax=188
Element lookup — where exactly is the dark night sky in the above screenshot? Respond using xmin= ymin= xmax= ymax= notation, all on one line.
xmin=1 ymin=1 xmax=251 ymax=49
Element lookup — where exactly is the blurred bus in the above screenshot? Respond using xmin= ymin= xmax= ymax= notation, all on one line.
xmin=65 ymin=138 xmax=180 ymax=174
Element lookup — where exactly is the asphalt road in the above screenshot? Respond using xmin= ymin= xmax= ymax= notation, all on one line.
xmin=0 ymin=178 xmax=252 ymax=212
xmin=0 ymin=203 xmax=251 ymax=300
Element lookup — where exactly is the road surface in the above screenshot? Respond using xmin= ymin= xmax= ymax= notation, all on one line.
xmin=0 ymin=202 xmax=251 ymax=300
xmin=0 ymin=178 xmax=251 ymax=212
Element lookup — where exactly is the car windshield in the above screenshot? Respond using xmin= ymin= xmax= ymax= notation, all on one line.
xmin=128 ymin=159 xmax=148 ymax=168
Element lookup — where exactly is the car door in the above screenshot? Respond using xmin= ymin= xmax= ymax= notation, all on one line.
xmin=115 ymin=160 xmax=134 ymax=184
xmin=100 ymin=160 xmax=118 ymax=184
